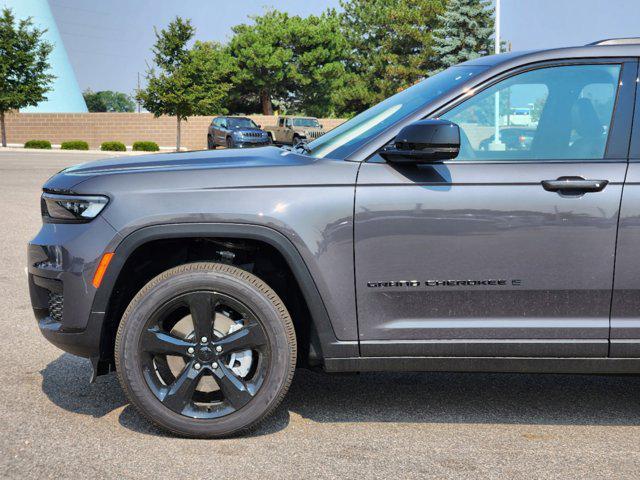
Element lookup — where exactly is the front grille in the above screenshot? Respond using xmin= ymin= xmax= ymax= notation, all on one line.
xmin=244 ymin=132 xmax=262 ymax=138
xmin=48 ymin=292 xmax=63 ymax=323
xmin=307 ymin=130 xmax=323 ymax=139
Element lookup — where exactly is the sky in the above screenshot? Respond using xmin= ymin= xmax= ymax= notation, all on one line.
xmin=27 ymin=0 xmax=640 ymax=95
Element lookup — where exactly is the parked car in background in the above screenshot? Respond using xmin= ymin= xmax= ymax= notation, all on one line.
xmin=479 ymin=127 xmax=535 ymax=151
xmin=265 ymin=116 xmax=326 ymax=145
xmin=207 ymin=116 xmax=271 ymax=149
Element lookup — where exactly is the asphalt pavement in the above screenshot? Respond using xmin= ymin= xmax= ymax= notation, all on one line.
xmin=1 ymin=150 xmax=640 ymax=479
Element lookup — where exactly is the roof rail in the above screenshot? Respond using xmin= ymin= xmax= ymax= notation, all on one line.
xmin=588 ymin=38 xmax=640 ymax=46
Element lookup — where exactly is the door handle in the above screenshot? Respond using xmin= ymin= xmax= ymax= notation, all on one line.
xmin=541 ymin=177 xmax=608 ymax=194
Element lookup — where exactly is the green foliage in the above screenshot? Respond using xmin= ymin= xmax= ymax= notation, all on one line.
xmin=138 ymin=17 xmax=235 ymax=149
xmin=100 ymin=141 xmax=126 ymax=151
xmin=228 ymin=10 xmax=293 ymax=115
xmin=286 ymin=10 xmax=349 ymax=118
xmin=430 ymin=0 xmax=495 ymax=73
xmin=132 ymin=141 xmax=160 ymax=152
xmin=136 ymin=2 xmax=500 ymax=127
xmin=83 ymin=90 xmax=135 ymax=112
xmin=335 ymin=0 xmax=446 ymax=116
xmin=0 ymin=8 xmax=55 ymax=146
xmin=24 ymin=139 xmax=51 ymax=149
xmin=61 ymin=140 xmax=89 ymax=150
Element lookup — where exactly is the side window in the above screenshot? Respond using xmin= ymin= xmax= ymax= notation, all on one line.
xmin=440 ymin=64 xmax=621 ymax=161
xmin=279 ymin=118 xmax=285 ymax=127
xmin=285 ymin=118 xmax=292 ymax=128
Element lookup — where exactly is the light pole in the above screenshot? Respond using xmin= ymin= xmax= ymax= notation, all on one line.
xmin=490 ymin=0 xmax=505 ymax=151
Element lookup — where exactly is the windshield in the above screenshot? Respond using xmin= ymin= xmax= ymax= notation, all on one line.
xmin=293 ymin=118 xmax=320 ymax=127
xmin=306 ymin=65 xmax=487 ymax=159
xmin=228 ymin=118 xmax=258 ymax=129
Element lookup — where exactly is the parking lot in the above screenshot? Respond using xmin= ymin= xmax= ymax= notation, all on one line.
xmin=1 ymin=150 xmax=640 ymax=479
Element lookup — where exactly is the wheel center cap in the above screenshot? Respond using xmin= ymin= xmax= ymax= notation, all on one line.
xmin=197 ymin=346 xmax=215 ymax=362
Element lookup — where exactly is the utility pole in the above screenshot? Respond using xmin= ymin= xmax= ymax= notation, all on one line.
xmin=137 ymin=72 xmax=141 ymax=113
xmin=490 ymin=0 xmax=505 ymax=151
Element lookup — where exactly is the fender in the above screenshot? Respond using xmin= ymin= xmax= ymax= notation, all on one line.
xmin=90 ymin=222 xmax=359 ymax=359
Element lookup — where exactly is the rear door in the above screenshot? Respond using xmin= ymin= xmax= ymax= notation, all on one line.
xmin=355 ymin=60 xmax=636 ymax=358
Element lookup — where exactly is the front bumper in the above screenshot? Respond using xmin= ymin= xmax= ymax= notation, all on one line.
xmin=28 ymin=216 xmax=119 ymax=358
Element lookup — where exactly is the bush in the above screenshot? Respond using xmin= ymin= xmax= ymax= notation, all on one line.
xmin=100 ymin=141 xmax=126 ymax=152
xmin=61 ymin=140 xmax=89 ymax=150
xmin=24 ymin=140 xmax=52 ymax=149
xmin=132 ymin=141 xmax=160 ymax=152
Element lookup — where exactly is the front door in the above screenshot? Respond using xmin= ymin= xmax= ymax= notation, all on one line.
xmin=355 ymin=61 xmax=635 ymax=358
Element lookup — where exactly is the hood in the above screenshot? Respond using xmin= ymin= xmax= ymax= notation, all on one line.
xmin=42 ymin=146 xmax=352 ymax=192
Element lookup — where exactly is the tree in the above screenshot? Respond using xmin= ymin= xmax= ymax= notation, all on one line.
xmin=430 ymin=0 xmax=495 ymax=73
xmin=286 ymin=10 xmax=349 ymax=118
xmin=0 ymin=8 xmax=54 ymax=147
xmin=335 ymin=0 xmax=446 ymax=116
xmin=83 ymin=89 xmax=135 ymax=112
xmin=228 ymin=10 xmax=294 ymax=115
xmin=138 ymin=17 xmax=235 ymax=150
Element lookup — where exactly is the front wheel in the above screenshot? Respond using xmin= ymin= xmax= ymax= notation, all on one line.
xmin=207 ymin=135 xmax=216 ymax=149
xmin=226 ymin=137 xmax=234 ymax=149
xmin=115 ymin=262 xmax=297 ymax=438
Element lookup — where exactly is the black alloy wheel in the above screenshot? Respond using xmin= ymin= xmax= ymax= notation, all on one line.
xmin=139 ymin=291 xmax=270 ymax=418
xmin=115 ymin=263 xmax=296 ymax=437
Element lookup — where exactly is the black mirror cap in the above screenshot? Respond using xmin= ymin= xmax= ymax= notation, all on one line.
xmin=380 ymin=119 xmax=461 ymax=164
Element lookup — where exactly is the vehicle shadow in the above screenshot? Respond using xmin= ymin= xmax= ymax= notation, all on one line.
xmin=41 ymin=353 xmax=640 ymax=439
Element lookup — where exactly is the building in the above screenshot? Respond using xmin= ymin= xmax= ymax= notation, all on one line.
xmin=2 ymin=0 xmax=87 ymax=112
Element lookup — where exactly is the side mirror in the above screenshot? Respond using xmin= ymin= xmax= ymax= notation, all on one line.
xmin=257 ymin=124 xmax=262 ymax=129
xmin=380 ymin=119 xmax=460 ymax=164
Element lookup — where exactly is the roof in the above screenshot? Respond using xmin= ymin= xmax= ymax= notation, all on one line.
xmin=460 ymin=43 xmax=640 ymax=70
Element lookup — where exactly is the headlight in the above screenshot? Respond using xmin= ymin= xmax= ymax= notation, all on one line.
xmin=41 ymin=193 xmax=109 ymax=223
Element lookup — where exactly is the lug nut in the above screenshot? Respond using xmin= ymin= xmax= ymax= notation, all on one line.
xmin=201 ymin=336 xmax=208 ymax=343
xmin=187 ymin=347 xmax=195 ymax=354
xmin=194 ymin=363 xmax=201 ymax=370
xmin=215 ymin=346 xmax=222 ymax=353
xmin=212 ymin=362 xmax=219 ymax=369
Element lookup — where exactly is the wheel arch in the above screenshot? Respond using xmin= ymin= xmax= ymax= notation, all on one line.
xmin=91 ymin=223 xmax=352 ymax=364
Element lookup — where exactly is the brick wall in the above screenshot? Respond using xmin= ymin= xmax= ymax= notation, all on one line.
xmin=4 ymin=113 xmax=346 ymax=150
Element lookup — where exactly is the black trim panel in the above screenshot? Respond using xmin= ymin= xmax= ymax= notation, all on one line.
xmin=360 ymin=340 xmax=608 ymax=358
xmin=610 ymin=340 xmax=640 ymax=357
xmin=325 ymin=356 xmax=640 ymax=374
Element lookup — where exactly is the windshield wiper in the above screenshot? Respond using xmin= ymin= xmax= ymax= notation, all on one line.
xmin=293 ymin=139 xmax=311 ymax=154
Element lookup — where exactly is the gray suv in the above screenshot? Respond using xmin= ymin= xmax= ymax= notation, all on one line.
xmin=28 ymin=40 xmax=640 ymax=438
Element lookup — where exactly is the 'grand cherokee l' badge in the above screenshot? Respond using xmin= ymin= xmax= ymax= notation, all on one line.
xmin=367 ymin=279 xmax=523 ymax=287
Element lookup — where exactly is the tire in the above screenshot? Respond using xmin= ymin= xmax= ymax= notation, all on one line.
xmin=115 ymin=262 xmax=296 ymax=438
xmin=226 ymin=137 xmax=234 ymax=149
xmin=292 ymin=134 xmax=301 ymax=145
xmin=207 ymin=135 xmax=216 ymax=149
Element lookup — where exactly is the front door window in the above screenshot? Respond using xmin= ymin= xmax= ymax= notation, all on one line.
xmin=440 ymin=64 xmax=621 ymax=161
